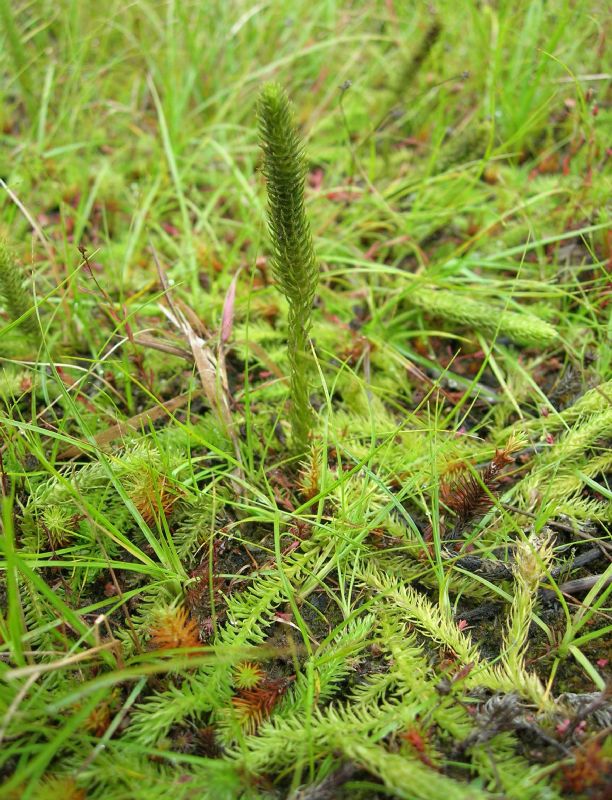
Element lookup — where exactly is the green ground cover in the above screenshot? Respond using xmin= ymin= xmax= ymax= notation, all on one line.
xmin=0 ymin=1 xmax=610 ymax=797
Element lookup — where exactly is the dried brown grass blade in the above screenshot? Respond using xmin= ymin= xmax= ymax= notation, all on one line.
xmin=57 ymin=390 xmax=203 ymax=459
xmin=221 ymin=268 xmax=241 ymax=343
xmin=150 ymin=246 xmax=242 ymax=476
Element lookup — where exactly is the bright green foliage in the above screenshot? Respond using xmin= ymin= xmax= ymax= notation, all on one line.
xmin=258 ymin=83 xmax=319 ymax=454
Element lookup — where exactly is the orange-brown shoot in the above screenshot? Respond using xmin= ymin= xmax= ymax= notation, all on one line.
xmin=149 ymin=605 xmax=201 ymax=651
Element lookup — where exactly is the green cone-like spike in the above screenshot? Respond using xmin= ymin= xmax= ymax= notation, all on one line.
xmin=0 ymin=239 xmax=38 ymax=341
xmin=258 ymin=83 xmax=319 ymax=454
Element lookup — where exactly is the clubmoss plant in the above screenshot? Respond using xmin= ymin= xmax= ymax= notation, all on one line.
xmin=513 ymin=407 xmax=612 ymax=508
xmin=233 ymin=661 xmax=264 ymax=690
xmin=41 ymin=505 xmax=74 ymax=549
xmin=434 ymin=121 xmax=491 ymax=174
xmin=258 ymin=83 xmax=319 ymax=454
xmin=497 ymin=380 xmax=612 ymax=442
xmin=409 ymin=285 xmax=558 ymax=347
xmin=499 ymin=530 xmax=556 ymax=710
xmin=0 ymin=238 xmax=39 ymax=341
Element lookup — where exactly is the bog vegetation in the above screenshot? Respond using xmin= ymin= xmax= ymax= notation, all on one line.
xmin=0 ymin=2 xmax=610 ymax=799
